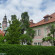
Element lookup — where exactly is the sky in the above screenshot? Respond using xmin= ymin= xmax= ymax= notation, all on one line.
xmin=0 ymin=0 xmax=55 ymax=23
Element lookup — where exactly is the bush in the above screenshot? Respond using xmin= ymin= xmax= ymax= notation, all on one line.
xmin=0 ymin=35 xmax=5 ymax=44
xmin=42 ymin=36 xmax=52 ymax=42
xmin=0 ymin=44 xmax=55 ymax=55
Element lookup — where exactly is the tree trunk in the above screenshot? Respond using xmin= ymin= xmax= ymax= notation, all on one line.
xmin=22 ymin=40 xmax=23 ymax=45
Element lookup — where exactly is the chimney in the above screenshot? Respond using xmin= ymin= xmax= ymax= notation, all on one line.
xmin=30 ymin=20 xmax=33 ymax=23
xmin=30 ymin=20 xmax=34 ymax=25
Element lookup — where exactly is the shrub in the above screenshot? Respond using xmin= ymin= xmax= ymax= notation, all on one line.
xmin=42 ymin=36 xmax=52 ymax=42
xmin=0 ymin=44 xmax=55 ymax=55
xmin=0 ymin=35 xmax=5 ymax=44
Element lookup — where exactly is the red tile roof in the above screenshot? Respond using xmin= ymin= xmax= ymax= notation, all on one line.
xmin=0 ymin=30 xmax=5 ymax=36
xmin=30 ymin=13 xmax=55 ymax=27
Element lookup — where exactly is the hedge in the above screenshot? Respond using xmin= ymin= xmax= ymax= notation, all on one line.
xmin=0 ymin=44 xmax=55 ymax=55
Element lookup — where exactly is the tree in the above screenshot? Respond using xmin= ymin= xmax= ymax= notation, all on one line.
xmin=19 ymin=28 xmax=35 ymax=45
xmin=0 ymin=35 xmax=5 ymax=44
xmin=42 ymin=36 xmax=52 ymax=42
xmin=42 ymin=24 xmax=55 ymax=46
xmin=6 ymin=15 xmax=21 ymax=44
xmin=49 ymin=24 xmax=55 ymax=46
xmin=19 ymin=34 xmax=32 ymax=45
xmin=21 ymin=12 xmax=29 ymax=29
xmin=20 ymin=12 xmax=35 ymax=45
xmin=26 ymin=28 xmax=35 ymax=38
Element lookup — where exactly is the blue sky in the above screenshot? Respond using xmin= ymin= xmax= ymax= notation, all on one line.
xmin=0 ymin=0 xmax=55 ymax=23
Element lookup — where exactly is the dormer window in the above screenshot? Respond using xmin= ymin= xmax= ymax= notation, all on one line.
xmin=44 ymin=17 xmax=48 ymax=22
xmin=48 ymin=17 xmax=50 ymax=20
xmin=44 ymin=15 xmax=52 ymax=22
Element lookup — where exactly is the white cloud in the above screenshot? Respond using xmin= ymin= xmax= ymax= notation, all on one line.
xmin=21 ymin=0 xmax=43 ymax=8
xmin=0 ymin=0 xmax=55 ymax=24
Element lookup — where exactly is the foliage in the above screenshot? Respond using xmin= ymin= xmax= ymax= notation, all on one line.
xmin=19 ymin=34 xmax=32 ymax=45
xmin=50 ymin=24 xmax=55 ymax=34
xmin=5 ymin=12 xmax=35 ymax=45
xmin=0 ymin=35 xmax=5 ymax=44
xmin=21 ymin=12 xmax=29 ymax=29
xmin=42 ymin=24 xmax=55 ymax=46
xmin=42 ymin=36 xmax=52 ymax=42
xmin=20 ymin=12 xmax=35 ymax=45
xmin=26 ymin=28 xmax=35 ymax=38
xmin=0 ymin=44 xmax=55 ymax=55
xmin=5 ymin=15 xmax=21 ymax=44
xmin=48 ymin=24 xmax=55 ymax=45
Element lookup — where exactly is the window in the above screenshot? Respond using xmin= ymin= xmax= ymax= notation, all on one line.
xmin=36 ymin=30 xmax=38 ymax=36
xmin=38 ymin=42 xmax=41 ymax=45
xmin=48 ymin=17 xmax=50 ymax=20
xmin=44 ymin=28 xmax=47 ymax=37
xmin=34 ymin=42 xmax=41 ymax=45
xmin=36 ymin=29 xmax=41 ymax=36
xmin=38 ymin=29 xmax=41 ymax=36
xmin=44 ymin=18 xmax=48 ymax=22
xmin=34 ymin=43 xmax=37 ymax=45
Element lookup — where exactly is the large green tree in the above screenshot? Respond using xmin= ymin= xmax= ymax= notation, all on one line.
xmin=20 ymin=12 xmax=35 ymax=45
xmin=21 ymin=12 xmax=29 ymax=29
xmin=6 ymin=15 xmax=21 ymax=44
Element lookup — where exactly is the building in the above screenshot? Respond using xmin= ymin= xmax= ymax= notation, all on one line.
xmin=0 ymin=15 xmax=7 ymax=36
xmin=2 ymin=15 xmax=7 ymax=33
xmin=30 ymin=13 xmax=55 ymax=46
